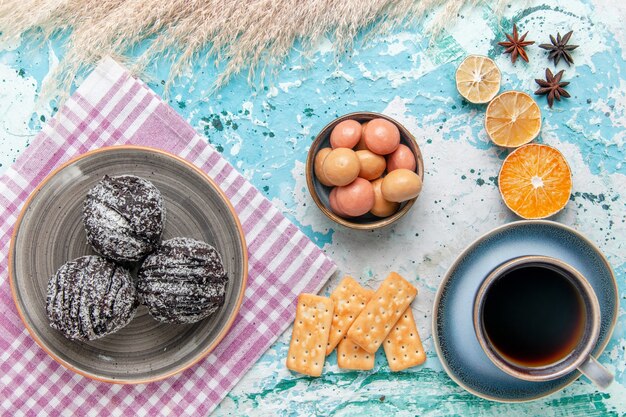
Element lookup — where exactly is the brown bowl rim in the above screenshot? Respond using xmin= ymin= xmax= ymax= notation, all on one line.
xmin=8 ymin=145 xmax=249 ymax=384
xmin=306 ymin=111 xmax=424 ymax=230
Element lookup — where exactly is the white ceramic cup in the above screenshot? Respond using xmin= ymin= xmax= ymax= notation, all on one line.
xmin=473 ymin=255 xmax=613 ymax=389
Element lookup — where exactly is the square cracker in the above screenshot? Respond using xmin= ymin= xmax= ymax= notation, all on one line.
xmin=347 ymin=272 xmax=417 ymax=354
xmin=383 ymin=307 xmax=426 ymax=371
xmin=286 ymin=294 xmax=334 ymax=377
xmin=326 ymin=276 xmax=374 ymax=355
xmin=337 ymin=336 xmax=375 ymax=370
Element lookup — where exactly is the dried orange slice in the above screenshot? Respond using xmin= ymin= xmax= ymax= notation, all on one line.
xmin=485 ymin=91 xmax=541 ymax=147
xmin=455 ymin=55 xmax=501 ymax=103
xmin=498 ymin=143 xmax=572 ymax=219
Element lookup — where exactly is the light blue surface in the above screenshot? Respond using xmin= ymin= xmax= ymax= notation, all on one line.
xmin=0 ymin=0 xmax=624 ymax=415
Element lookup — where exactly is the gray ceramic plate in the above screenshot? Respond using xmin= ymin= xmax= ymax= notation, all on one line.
xmin=9 ymin=146 xmax=248 ymax=384
xmin=432 ymin=220 xmax=618 ymax=402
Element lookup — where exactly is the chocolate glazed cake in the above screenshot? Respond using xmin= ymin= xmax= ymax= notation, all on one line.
xmin=137 ymin=237 xmax=228 ymax=324
xmin=83 ymin=175 xmax=165 ymax=262
xmin=46 ymin=256 xmax=137 ymax=341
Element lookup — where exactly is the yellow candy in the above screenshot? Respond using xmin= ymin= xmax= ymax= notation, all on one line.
xmin=381 ymin=169 xmax=422 ymax=202
xmin=322 ymin=148 xmax=360 ymax=186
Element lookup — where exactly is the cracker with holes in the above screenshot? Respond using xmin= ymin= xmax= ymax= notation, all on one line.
xmin=337 ymin=336 xmax=375 ymax=370
xmin=326 ymin=276 xmax=374 ymax=355
xmin=286 ymin=294 xmax=334 ymax=377
xmin=347 ymin=272 xmax=417 ymax=354
xmin=383 ymin=307 xmax=426 ymax=371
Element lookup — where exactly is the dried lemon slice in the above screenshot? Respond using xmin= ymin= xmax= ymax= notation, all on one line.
xmin=455 ymin=55 xmax=501 ymax=104
xmin=498 ymin=143 xmax=572 ymax=219
xmin=485 ymin=91 xmax=541 ymax=148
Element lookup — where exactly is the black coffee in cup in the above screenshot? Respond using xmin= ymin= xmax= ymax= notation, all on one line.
xmin=481 ymin=265 xmax=587 ymax=367
xmin=474 ymin=256 xmax=613 ymax=388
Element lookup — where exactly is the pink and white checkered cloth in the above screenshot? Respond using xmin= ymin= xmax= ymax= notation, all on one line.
xmin=0 ymin=58 xmax=336 ymax=416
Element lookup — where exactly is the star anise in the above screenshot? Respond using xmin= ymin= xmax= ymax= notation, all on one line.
xmin=539 ymin=31 xmax=579 ymax=66
xmin=498 ymin=24 xmax=535 ymax=63
xmin=535 ymin=68 xmax=570 ymax=108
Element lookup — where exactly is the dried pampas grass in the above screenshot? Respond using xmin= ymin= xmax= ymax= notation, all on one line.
xmin=0 ymin=0 xmax=508 ymax=99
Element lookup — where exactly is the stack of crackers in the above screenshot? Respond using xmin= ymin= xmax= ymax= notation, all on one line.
xmin=286 ymin=272 xmax=425 ymax=377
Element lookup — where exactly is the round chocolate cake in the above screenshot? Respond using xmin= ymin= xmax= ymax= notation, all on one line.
xmin=137 ymin=237 xmax=228 ymax=324
xmin=83 ymin=174 xmax=164 ymax=262
xmin=46 ymin=255 xmax=137 ymax=341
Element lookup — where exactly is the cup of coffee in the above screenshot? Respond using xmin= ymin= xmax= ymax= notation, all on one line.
xmin=473 ymin=255 xmax=613 ymax=388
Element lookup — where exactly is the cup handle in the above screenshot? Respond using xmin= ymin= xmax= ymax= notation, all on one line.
xmin=578 ymin=355 xmax=614 ymax=389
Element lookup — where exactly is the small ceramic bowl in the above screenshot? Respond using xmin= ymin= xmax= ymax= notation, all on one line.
xmin=306 ymin=112 xmax=424 ymax=230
